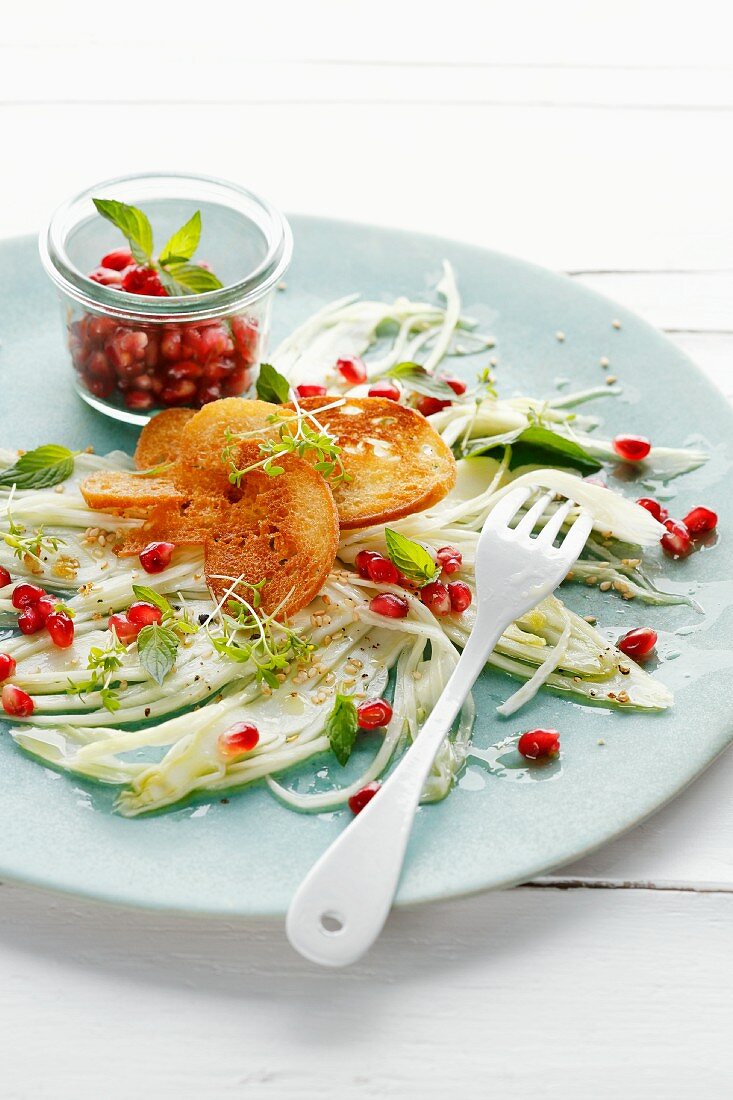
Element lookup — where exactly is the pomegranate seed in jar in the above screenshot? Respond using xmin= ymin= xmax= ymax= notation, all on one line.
xmin=167 ymin=360 xmax=202 ymax=381
xmin=197 ymin=383 xmax=223 ymax=406
xmin=682 ymin=506 xmax=718 ymax=535
xmin=416 ymin=395 xmax=451 ymax=417
xmin=366 ymin=554 xmax=400 ymax=585
xmin=88 ymin=267 xmax=124 ymax=287
xmin=368 ymin=381 xmax=401 ymax=401
xmin=518 ymin=729 xmax=560 ymax=760
xmin=612 ymin=434 xmax=652 ymax=462
xmin=617 ymin=627 xmax=657 ymax=660
xmin=108 ymin=612 xmax=140 ymax=644
xmin=218 ymin=722 xmax=260 ymax=757
xmin=87 ymin=375 xmax=116 ymax=399
xmin=139 ymin=541 xmax=175 ymax=574
xmin=355 ymin=550 xmax=380 ymax=578
xmin=160 ymin=330 xmax=183 ymax=361
xmin=295 ymin=384 xmax=327 ymax=399
xmin=124 ymin=389 xmax=154 ymax=411
xmin=443 ymin=376 xmax=467 ymax=395
xmin=121 ymin=266 xmax=168 ymax=296
xmin=0 ymin=653 xmax=17 ymax=680
xmin=660 ymin=518 xmax=692 ymax=558
xmin=636 ymin=497 xmax=668 ymax=522
xmin=420 ymin=581 xmax=452 ymax=617
xmin=18 ymin=606 xmax=44 ymax=635
xmin=101 ymin=249 xmax=134 ymax=271
xmin=127 ymin=601 xmax=163 ymax=627
xmin=0 ymin=566 xmax=11 ymax=588
xmin=88 ymin=316 xmax=116 ymax=341
xmin=11 ymin=583 xmax=45 ymax=610
xmin=161 ymin=380 xmax=197 ymax=406
xmin=369 ymin=593 xmax=409 ymax=618
xmin=356 ymin=698 xmax=393 ymax=730
xmin=436 ymin=546 xmax=462 ymax=573
xmin=231 ymin=316 xmax=259 ymax=364
xmin=46 ymin=612 xmax=74 ymax=649
xmin=447 ymin=581 xmax=472 ymax=612
xmin=336 ymin=357 xmax=367 ymax=385
xmin=348 ymin=781 xmax=381 ymax=815
xmin=2 ymin=684 xmax=34 ymax=717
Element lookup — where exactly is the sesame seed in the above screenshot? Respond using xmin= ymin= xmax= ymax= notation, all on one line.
xmin=583 ymin=615 xmax=597 ymax=624
xmin=605 ymin=375 xmax=618 ymax=385
xmin=599 ymin=580 xmax=612 ymax=592
xmin=612 ymin=319 xmax=621 ymax=329
xmin=600 ymin=357 xmax=609 ymax=368
xmin=555 ymin=331 xmax=565 ymax=342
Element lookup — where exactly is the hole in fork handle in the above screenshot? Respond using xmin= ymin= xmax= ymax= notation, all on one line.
xmin=320 ymin=911 xmax=345 ymax=935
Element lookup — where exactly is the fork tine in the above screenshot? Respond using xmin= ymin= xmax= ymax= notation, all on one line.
xmin=535 ymin=497 xmax=575 ymax=546
xmin=558 ymin=509 xmax=594 ymax=560
xmin=514 ymin=491 xmax=554 ymax=538
xmin=485 ymin=486 xmax=533 ymax=531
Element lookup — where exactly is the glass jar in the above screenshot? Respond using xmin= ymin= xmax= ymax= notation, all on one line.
xmin=40 ymin=172 xmax=292 ymax=425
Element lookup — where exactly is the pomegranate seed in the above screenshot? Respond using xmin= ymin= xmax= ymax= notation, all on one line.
xmin=87 ymin=316 xmax=116 ymax=340
xmin=447 ymin=581 xmax=472 ymax=612
xmin=218 ymin=722 xmax=260 ymax=757
xmin=355 ymin=550 xmax=380 ymax=579
xmin=11 ymin=583 xmax=45 ymax=609
xmin=348 ymin=781 xmax=381 ymax=815
xmin=682 ymin=506 xmax=718 ymax=536
xmin=518 ymin=729 xmax=560 ymax=760
xmin=127 ymin=601 xmax=163 ymax=627
xmin=160 ymin=330 xmax=183 ymax=361
xmin=367 ymin=554 xmax=400 ymax=585
xmin=0 ymin=566 xmax=11 ymax=588
xmin=86 ymin=351 xmax=113 ymax=380
xmin=2 ymin=684 xmax=34 ymax=717
xmin=124 ymin=389 xmax=154 ymax=411
xmin=443 ymin=376 xmax=467 ymax=395
xmin=139 ymin=541 xmax=175 ymax=574
xmin=436 ymin=546 xmax=462 ymax=574
xmin=197 ymin=383 xmax=222 ymax=405
xmin=613 ymin=434 xmax=652 ymax=462
xmin=356 ymin=698 xmax=393 ymax=730
xmin=660 ymin=518 xmax=692 ymax=558
xmin=88 ymin=267 xmax=124 ymax=286
xmin=369 ymin=593 xmax=409 ymax=619
xmin=368 ymin=381 xmax=401 ymax=401
xmin=46 ymin=612 xmax=74 ymax=649
xmin=167 ymin=360 xmax=202 ymax=381
xmin=161 ymin=380 xmax=197 ymax=406
xmin=35 ymin=594 xmax=58 ymax=624
xmin=101 ymin=249 xmax=134 ymax=271
xmin=617 ymin=627 xmax=657 ymax=660
xmin=416 ymin=395 xmax=451 ymax=417
xmin=636 ymin=497 xmax=668 ymax=522
xmin=0 ymin=653 xmax=17 ymax=680
xmin=295 ymin=384 xmax=327 ymax=398
xmin=108 ymin=612 xmax=141 ymax=644
xmin=122 ymin=266 xmax=168 ymax=296
xmin=336 ymin=356 xmax=367 ymax=385
xmin=198 ymin=324 xmax=231 ymax=360
xmin=222 ymin=367 xmax=249 ymax=395
xmin=420 ymin=581 xmax=452 ymax=617
xmin=18 ymin=606 xmax=44 ymax=635
xmin=231 ymin=316 xmax=259 ymax=364
xmin=86 ymin=375 xmax=116 ymax=399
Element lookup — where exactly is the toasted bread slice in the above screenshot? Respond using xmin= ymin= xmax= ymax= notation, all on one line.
xmin=292 ymin=396 xmax=456 ymax=528
xmin=134 ymin=408 xmax=196 ymax=470
xmin=80 ymin=471 xmax=185 ymax=516
xmin=177 ymin=397 xmax=287 ymax=494
xmin=204 ymin=443 xmax=339 ymax=616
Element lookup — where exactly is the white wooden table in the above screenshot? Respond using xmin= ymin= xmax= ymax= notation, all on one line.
xmin=1 ymin=5 xmax=732 ymax=1096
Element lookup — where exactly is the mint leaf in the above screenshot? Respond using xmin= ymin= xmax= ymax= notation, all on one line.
xmin=132 ymin=585 xmax=173 ymax=616
xmin=256 ymin=363 xmax=290 ymax=404
xmin=0 ymin=444 xmax=76 ymax=490
xmin=509 ymin=427 xmax=602 ymax=474
xmin=384 ymin=528 xmax=438 ymax=585
xmin=159 ymin=211 xmax=202 ymax=266
xmin=137 ymin=623 xmax=179 ymax=685
xmin=385 ymin=362 xmax=456 ymax=399
xmin=325 ymin=693 xmax=359 ymax=766
xmin=161 ymin=262 xmax=223 ymax=294
xmin=93 ymin=198 xmax=153 ymax=264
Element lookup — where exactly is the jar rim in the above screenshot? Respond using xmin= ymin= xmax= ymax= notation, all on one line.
xmin=39 ymin=171 xmax=292 ymax=323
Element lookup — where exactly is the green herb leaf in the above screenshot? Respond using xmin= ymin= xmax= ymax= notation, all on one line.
xmin=256 ymin=363 xmax=290 ymax=404
xmin=507 ymin=427 xmax=602 ymax=474
xmin=158 ymin=210 xmax=201 ymax=266
xmin=92 ymin=198 xmax=154 ymax=265
xmin=100 ymin=688 xmax=121 ymax=713
xmin=131 ymin=585 xmax=173 ymax=616
xmin=385 ymin=362 xmax=456 ymax=399
xmin=0 ymin=444 xmax=77 ymax=490
xmin=137 ymin=622 xmax=179 ymax=685
xmin=161 ymin=262 xmax=223 ymax=294
xmin=384 ymin=528 xmax=438 ymax=585
xmin=325 ymin=693 xmax=359 ymax=766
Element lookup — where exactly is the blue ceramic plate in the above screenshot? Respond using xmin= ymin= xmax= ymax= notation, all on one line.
xmin=1 ymin=218 xmax=731 ymax=916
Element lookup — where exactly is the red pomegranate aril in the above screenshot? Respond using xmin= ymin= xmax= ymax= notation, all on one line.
xmin=198 ymin=325 xmax=230 ymax=360
xmin=18 ymin=606 xmax=44 ymax=635
xmin=88 ymin=316 xmax=116 ymax=341
xmin=295 ymin=384 xmax=327 ymax=399
xmin=348 ymin=782 xmax=381 ymax=815
xmin=88 ymin=267 xmax=124 ymax=287
xmin=447 ymin=581 xmax=472 ymax=613
xmin=231 ymin=316 xmax=259 ymax=364
xmin=46 ymin=612 xmax=74 ymax=649
xmin=127 ymin=601 xmax=163 ymax=627
xmin=518 ymin=729 xmax=560 ymax=760
xmin=420 ymin=580 xmax=452 ymax=617
xmin=366 ymin=554 xmax=400 ymax=585
xmin=35 ymin=594 xmax=58 ymax=624
xmin=661 ymin=518 xmax=692 ymax=558
xmin=416 ymin=395 xmax=451 ymax=417
xmin=368 ymin=381 xmax=401 ymax=401
xmin=436 ymin=546 xmax=462 ymax=573
xmin=167 ymin=360 xmax=202 ymax=381
xmin=355 ymin=550 xmax=380 ymax=579
xmin=356 ymin=698 xmax=393 ymax=730
xmin=0 ymin=653 xmax=17 ymax=681
xmin=618 ymin=626 xmax=657 ymax=660
xmin=121 ymin=266 xmax=168 ymax=297
xmin=613 ymin=434 xmax=652 ymax=463
xmin=139 ymin=541 xmax=175 ymax=574
xmin=197 ymin=383 xmax=222 ymax=406
xmin=144 ymin=335 xmax=160 ymax=369
xmin=636 ymin=497 xmax=668 ymax=522
xmin=161 ymin=380 xmax=197 ymax=406
xmin=369 ymin=593 xmax=409 ymax=619
xmin=2 ymin=684 xmax=34 ymax=717
xmin=443 ymin=376 xmax=467 ymax=396
xmin=101 ymin=248 xmax=134 ymax=271
xmin=218 ymin=722 xmax=260 ymax=757
xmin=108 ymin=612 xmax=140 ymax=644
xmin=86 ymin=351 xmax=113 ymax=380
xmin=160 ymin=330 xmax=183 ymax=361
xmin=222 ymin=367 xmax=249 ymax=396
xmin=87 ymin=375 xmax=116 ymax=399
xmin=124 ymin=389 xmax=154 ymax=411
xmin=336 ymin=356 xmax=367 ymax=385
xmin=0 ymin=566 xmax=11 ymax=589
xmin=682 ymin=506 xmax=718 ymax=536
xmin=11 ymin=583 xmax=45 ymax=610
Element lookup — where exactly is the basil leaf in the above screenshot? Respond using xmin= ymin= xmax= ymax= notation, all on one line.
xmin=384 ymin=528 xmax=438 ymax=586
xmin=132 ymin=585 xmax=172 ymax=616
xmin=161 ymin=262 xmax=223 ymax=294
xmin=0 ymin=444 xmax=76 ymax=490
xmin=256 ymin=363 xmax=290 ymax=404
xmin=325 ymin=693 xmax=359 ymax=766
xmin=159 ymin=211 xmax=201 ymax=266
xmin=93 ymin=198 xmax=153 ymax=264
xmin=509 ymin=427 xmax=602 ymax=474
xmin=137 ymin=623 xmax=179 ymax=685
xmin=386 ymin=362 xmax=456 ymax=399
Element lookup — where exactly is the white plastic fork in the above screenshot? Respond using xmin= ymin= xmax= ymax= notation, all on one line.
xmin=286 ymin=486 xmax=594 ymax=967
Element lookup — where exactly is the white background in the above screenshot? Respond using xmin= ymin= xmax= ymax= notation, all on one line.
xmin=1 ymin=3 xmax=732 ymax=1096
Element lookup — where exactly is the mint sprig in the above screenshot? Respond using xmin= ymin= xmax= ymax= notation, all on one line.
xmin=0 ymin=444 xmax=78 ymax=490
xmin=256 ymin=363 xmax=290 ymax=404
xmin=384 ymin=528 xmax=438 ymax=586
xmin=325 ymin=693 xmax=359 ymax=766
xmin=132 ymin=586 xmax=198 ymax=684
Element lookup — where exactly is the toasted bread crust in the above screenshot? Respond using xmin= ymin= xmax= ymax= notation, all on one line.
xmin=134 ymin=409 xmax=196 ymax=470
xmin=80 ymin=471 xmax=186 ymax=515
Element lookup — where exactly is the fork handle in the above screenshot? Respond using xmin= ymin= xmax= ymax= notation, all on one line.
xmin=286 ymin=612 xmax=502 ymax=967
